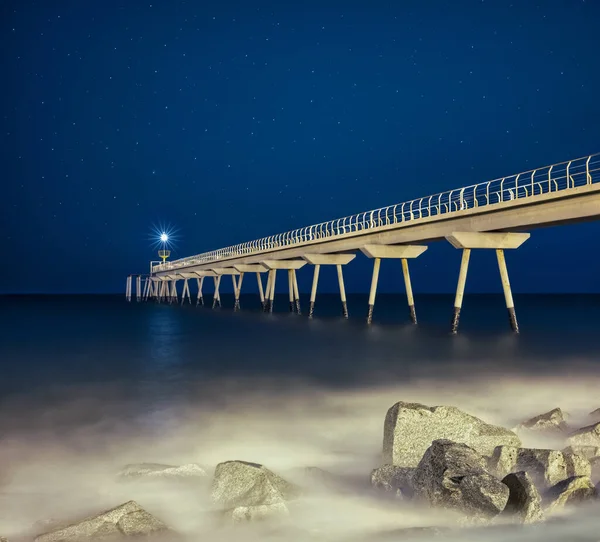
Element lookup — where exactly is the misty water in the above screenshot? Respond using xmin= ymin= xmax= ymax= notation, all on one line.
xmin=1 ymin=294 xmax=600 ymax=541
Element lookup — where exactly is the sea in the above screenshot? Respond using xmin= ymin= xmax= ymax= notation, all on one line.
xmin=0 ymin=293 xmax=599 ymax=541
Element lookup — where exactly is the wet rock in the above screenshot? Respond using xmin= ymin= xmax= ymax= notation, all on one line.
xmin=383 ymin=402 xmax=521 ymax=468
xmin=34 ymin=500 xmax=170 ymax=542
xmin=211 ymin=460 xmax=299 ymax=512
xmin=501 ymin=471 xmax=544 ymax=524
xmin=412 ymin=440 xmax=509 ymax=520
xmin=563 ymin=445 xmax=600 ymax=460
xmin=118 ymin=462 xmax=207 ymax=480
xmin=515 ymin=408 xmax=568 ymax=435
xmin=545 ymin=476 xmax=598 ymax=512
xmin=371 ymin=464 xmax=415 ymax=499
xmin=567 ymin=422 xmax=600 ymax=447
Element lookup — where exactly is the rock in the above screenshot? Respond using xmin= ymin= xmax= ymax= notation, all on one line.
xmin=489 ymin=447 xmax=590 ymax=489
xmin=118 ymin=462 xmax=208 ymax=480
xmin=589 ymin=408 xmax=600 ymax=422
xmin=1 ymin=537 xmax=8 ymax=542
xmin=211 ymin=460 xmax=299 ymax=510
xmin=383 ymin=402 xmax=521 ymax=467
xmin=515 ymin=408 xmax=568 ymax=434
xmin=545 ymin=476 xmax=598 ymax=512
xmin=591 ymin=457 xmax=600 ymax=483
xmin=562 ymin=445 xmax=600 ymax=459
xmin=230 ymin=502 xmax=289 ymax=523
xmin=501 ymin=472 xmax=544 ymax=524
xmin=34 ymin=500 xmax=170 ymax=542
xmin=412 ymin=440 xmax=509 ymax=520
xmin=567 ymin=422 xmax=600 ymax=447
xmin=370 ymin=465 xmax=415 ymax=499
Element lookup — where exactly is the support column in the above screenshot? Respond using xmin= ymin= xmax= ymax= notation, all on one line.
xmin=269 ymin=270 xmax=277 ymax=313
xmin=401 ymin=259 xmax=417 ymax=324
xmin=196 ymin=277 xmax=205 ymax=306
xmin=336 ymin=264 xmax=348 ymax=319
xmin=451 ymin=249 xmax=471 ymax=334
xmin=260 ymin=260 xmax=306 ymax=313
xmin=212 ymin=276 xmax=222 ymax=308
xmin=233 ymin=272 xmax=244 ymax=311
xmin=181 ymin=278 xmax=191 ymax=305
xmin=263 ymin=270 xmax=273 ymax=312
xmin=126 ymin=276 xmax=132 ymax=302
xmin=142 ymin=278 xmax=149 ymax=301
xmin=256 ymin=272 xmax=265 ymax=310
xmin=170 ymin=280 xmax=178 ymax=304
xmin=292 ymin=269 xmax=301 ymax=315
xmin=446 ymin=231 xmax=529 ymax=333
xmin=287 ymin=270 xmax=294 ymax=312
xmin=367 ymin=258 xmax=381 ymax=324
xmin=496 ymin=249 xmax=519 ymax=333
xmin=136 ymin=276 xmax=141 ymax=302
xmin=309 ymin=264 xmax=320 ymax=318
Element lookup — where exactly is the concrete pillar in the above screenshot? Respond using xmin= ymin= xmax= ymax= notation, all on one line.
xmin=126 ymin=276 xmax=132 ymax=302
xmin=496 ymin=249 xmax=519 ymax=332
xmin=260 ymin=260 xmax=306 ymax=313
xmin=367 ymin=258 xmax=381 ymax=324
xmin=292 ymin=269 xmax=301 ymax=314
xmin=401 ymin=259 xmax=417 ymax=324
xmin=451 ymin=248 xmax=471 ymax=334
xmin=212 ymin=275 xmax=222 ymax=308
xmin=233 ymin=272 xmax=244 ymax=311
xmin=287 ymin=270 xmax=295 ymax=312
xmin=446 ymin=231 xmax=529 ymax=333
xmin=309 ymin=264 xmax=320 ymax=318
xmin=181 ymin=278 xmax=191 ymax=305
xmin=196 ymin=277 xmax=204 ymax=306
xmin=263 ymin=270 xmax=273 ymax=312
xmin=269 ymin=270 xmax=277 ymax=313
xmin=170 ymin=280 xmax=178 ymax=304
xmin=336 ymin=264 xmax=348 ymax=319
xmin=256 ymin=272 xmax=265 ymax=310
xmin=136 ymin=276 xmax=141 ymax=302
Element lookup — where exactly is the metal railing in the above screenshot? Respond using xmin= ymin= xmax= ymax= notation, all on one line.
xmin=152 ymin=153 xmax=600 ymax=273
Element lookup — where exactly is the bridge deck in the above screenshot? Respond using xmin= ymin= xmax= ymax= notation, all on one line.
xmin=152 ymin=153 xmax=600 ymax=276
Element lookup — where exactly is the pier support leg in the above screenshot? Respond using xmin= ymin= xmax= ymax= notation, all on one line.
xmin=181 ymin=279 xmax=191 ymax=305
xmin=142 ymin=278 xmax=149 ymax=301
xmin=336 ymin=264 xmax=349 ymax=319
xmin=126 ymin=276 xmax=132 ymax=302
xmin=309 ymin=264 xmax=320 ymax=318
xmin=496 ymin=249 xmax=519 ymax=333
xmin=367 ymin=258 xmax=381 ymax=324
xmin=233 ymin=273 xmax=244 ymax=311
xmin=269 ymin=270 xmax=277 ymax=313
xmin=212 ymin=276 xmax=222 ymax=308
xmin=196 ymin=277 xmax=205 ymax=306
xmin=256 ymin=272 xmax=266 ymax=310
xmin=263 ymin=271 xmax=273 ymax=312
xmin=288 ymin=269 xmax=294 ymax=312
xmin=293 ymin=270 xmax=301 ymax=314
xmin=401 ymin=259 xmax=417 ymax=324
xmin=136 ymin=276 xmax=141 ymax=302
xmin=170 ymin=280 xmax=178 ymax=304
xmin=451 ymin=249 xmax=471 ymax=334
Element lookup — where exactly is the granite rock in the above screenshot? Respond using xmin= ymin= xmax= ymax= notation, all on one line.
xmin=562 ymin=445 xmax=600 ymax=460
xmin=567 ymin=423 xmax=600 ymax=448
xmin=501 ymin=471 xmax=544 ymax=524
xmin=545 ymin=476 xmax=598 ymax=512
xmin=515 ymin=408 xmax=568 ymax=435
xmin=371 ymin=464 xmax=415 ymax=499
xmin=34 ymin=500 xmax=170 ymax=542
xmin=118 ymin=462 xmax=207 ymax=480
xmin=383 ymin=402 xmax=521 ymax=468
xmin=412 ymin=440 xmax=509 ymax=520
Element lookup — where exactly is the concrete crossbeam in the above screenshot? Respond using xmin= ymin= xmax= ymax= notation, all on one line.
xmin=261 ymin=259 xmax=307 ymax=270
xmin=192 ymin=270 xmax=217 ymax=277
xmin=179 ymin=272 xmax=201 ymax=279
xmin=360 ymin=244 xmax=428 ymax=259
xmin=446 ymin=231 xmax=530 ymax=249
xmin=302 ymin=253 xmax=356 ymax=265
xmin=234 ymin=264 xmax=268 ymax=273
xmin=211 ymin=268 xmax=241 ymax=275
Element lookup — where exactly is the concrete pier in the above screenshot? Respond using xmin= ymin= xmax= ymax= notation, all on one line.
xmin=302 ymin=253 xmax=355 ymax=318
xmin=287 ymin=269 xmax=295 ymax=312
xmin=181 ymin=278 xmax=191 ymax=305
xmin=446 ymin=231 xmax=529 ymax=333
xmin=359 ymin=244 xmax=427 ymax=324
xmin=292 ymin=269 xmax=301 ymax=314
xmin=261 ymin=260 xmax=306 ymax=313
xmin=212 ymin=275 xmax=222 ymax=308
xmin=196 ymin=276 xmax=204 ymax=306
xmin=232 ymin=272 xmax=244 ymax=311
xmin=234 ymin=264 xmax=268 ymax=310
xmin=136 ymin=276 xmax=141 ymax=302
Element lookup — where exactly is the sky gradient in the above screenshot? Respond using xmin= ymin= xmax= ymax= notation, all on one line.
xmin=3 ymin=0 xmax=600 ymax=294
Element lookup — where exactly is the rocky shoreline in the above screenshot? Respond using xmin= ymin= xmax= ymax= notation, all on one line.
xmin=3 ymin=402 xmax=599 ymax=541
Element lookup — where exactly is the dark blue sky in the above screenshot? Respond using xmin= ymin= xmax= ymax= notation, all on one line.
xmin=3 ymin=0 xmax=600 ymax=294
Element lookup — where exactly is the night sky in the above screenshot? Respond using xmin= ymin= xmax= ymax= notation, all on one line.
xmin=3 ymin=0 xmax=600 ymax=295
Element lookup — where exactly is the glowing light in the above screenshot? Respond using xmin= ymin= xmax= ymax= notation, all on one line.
xmin=160 ymin=233 xmax=168 ymax=242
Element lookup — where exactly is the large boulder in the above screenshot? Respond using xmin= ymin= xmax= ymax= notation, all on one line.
xmin=370 ymin=465 xmax=415 ymax=499
xmin=210 ymin=460 xmax=298 ymax=523
xmin=591 ymin=457 xmax=600 ymax=484
xmin=501 ymin=472 xmax=544 ymax=524
xmin=562 ymin=445 xmax=600 ymax=460
xmin=515 ymin=408 xmax=568 ymax=435
xmin=545 ymin=476 xmax=598 ymax=512
xmin=412 ymin=440 xmax=509 ymax=521
xmin=488 ymin=447 xmax=590 ymax=489
xmin=383 ymin=402 xmax=521 ymax=467
xmin=118 ymin=462 xmax=207 ymax=481
xmin=34 ymin=501 xmax=170 ymax=542
xmin=567 ymin=423 xmax=600 ymax=447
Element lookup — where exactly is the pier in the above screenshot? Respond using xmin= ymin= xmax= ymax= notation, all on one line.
xmin=127 ymin=152 xmax=600 ymax=332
